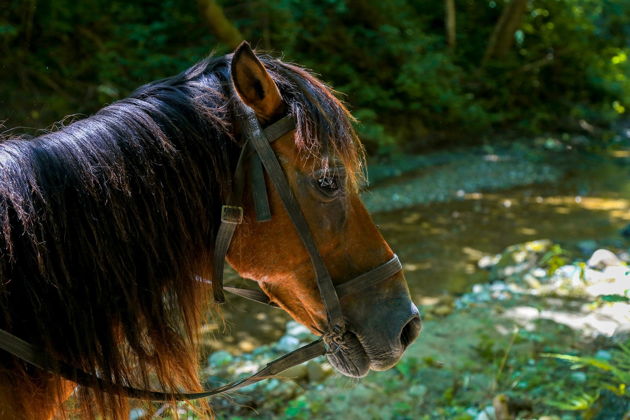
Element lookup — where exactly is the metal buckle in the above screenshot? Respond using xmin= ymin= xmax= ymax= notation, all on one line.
xmin=324 ymin=341 xmax=341 ymax=355
xmin=221 ymin=205 xmax=243 ymax=224
xmin=322 ymin=324 xmax=346 ymax=355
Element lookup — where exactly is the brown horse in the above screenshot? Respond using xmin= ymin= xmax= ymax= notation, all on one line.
xmin=0 ymin=42 xmax=420 ymax=419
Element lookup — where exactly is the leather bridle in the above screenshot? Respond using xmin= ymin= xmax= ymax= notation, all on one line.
xmin=0 ymin=100 xmax=402 ymax=401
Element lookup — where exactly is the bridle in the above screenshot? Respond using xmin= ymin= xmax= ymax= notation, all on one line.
xmin=0 ymin=100 xmax=402 ymax=401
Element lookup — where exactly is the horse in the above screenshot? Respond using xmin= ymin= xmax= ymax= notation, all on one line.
xmin=0 ymin=42 xmax=421 ymax=419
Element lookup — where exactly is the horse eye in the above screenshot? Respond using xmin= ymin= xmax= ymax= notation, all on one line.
xmin=318 ymin=175 xmax=339 ymax=192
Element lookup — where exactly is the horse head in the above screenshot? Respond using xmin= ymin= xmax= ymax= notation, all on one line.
xmin=225 ymin=43 xmax=421 ymax=377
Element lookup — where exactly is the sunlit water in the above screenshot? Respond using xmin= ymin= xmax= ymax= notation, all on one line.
xmin=208 ymin=153 xmax=630 ymax=353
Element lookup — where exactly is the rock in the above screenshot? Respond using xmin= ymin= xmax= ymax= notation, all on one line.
xmin=321 ymin=362 xmax=333 ymax=376
xmin=479 ymin=255 xmax=500 ymax=270
xmin=475 ymin=405 xmax=496 ymax=420
xmin=280 ymin=364 xmax=308 ymax=381
xmin=570 ymin=371 xmax=587 ymax=383
xmin=613 ymin=323 xmax=630 ymax=342
xmin=588 ymin=249 xmax=624 ymax=269
xmin=489 ymin=240 xmax=553 ymax=282
xmin=433 ymin=305 xmax=454 ymax=317
xmin=594 ymin=349 xmax=612 ymax=360
xmin=523 ymin=273 xmax=541 ymax=289
xmin=408 ymin=384 xmax=427 ymax=398
xmin=234 ymin=360 xmax=262 ymax=375
xmin=277 ymin=335 xmax=301 ymax=352
xmin=129 ymin=408 xmax=147 ymax=420
xmin=306 ymin=360 xmax=328 ymax=383
xmin=285 ymin=321 xmax=314 ymax=341
xmin=208 ymin=350 xmax=233 ymax=368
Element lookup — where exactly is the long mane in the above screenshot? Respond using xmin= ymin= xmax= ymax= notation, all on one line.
xmin=0 ymin=53 xmax=360 ymax=418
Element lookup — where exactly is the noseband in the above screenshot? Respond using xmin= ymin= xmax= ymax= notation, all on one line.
xmin=0 ymin=102 xmax=402 ymax=401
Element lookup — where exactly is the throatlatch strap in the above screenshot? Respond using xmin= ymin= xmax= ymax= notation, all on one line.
xmin=0 ymin=327 xmax=326 ymax=401
xmin=239 ymin=107 xmax=345 ymax=332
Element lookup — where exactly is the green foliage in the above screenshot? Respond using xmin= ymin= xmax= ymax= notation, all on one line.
xmin=1 ymin=0 xmax=629 ymax=153
xmin=539 ymin=244 xmax=572 ymax=276
xmin=598 ymin=293 xmax=630 ymax=303
xmin=543 ymin=340 xmax=630 ymax=412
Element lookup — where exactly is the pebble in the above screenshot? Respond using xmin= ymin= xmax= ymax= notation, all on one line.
xmin=208 ymin=350 xmax=233 ymax=368
xmin=363 ymin=156 xmax=561 ymax=212
xmin=475 ymin=405 xmax=496 ymax=420
xmin=129 ymin=408 xmax=147 ymax=420
xmin=588 ymin=248 xmax=624 ymax=269
xmin=276 ymin=335 xmax=301 ymax=352
xmin=306 ymin=360 xmax=327 ymax=382
xmin=280 ymin=364 xmax=308 ymax=381
xmin=432 ymin=305 xmax=454 ymax=317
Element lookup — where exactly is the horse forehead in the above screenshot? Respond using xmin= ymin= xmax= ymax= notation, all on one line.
xmin=272 ymin=132 xmax=337 ymax=173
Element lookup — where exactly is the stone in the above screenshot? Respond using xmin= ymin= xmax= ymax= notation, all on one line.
xmin=129 ymin=408 xmax=147 ymax=420
xmin=306 ymin=360 xmax=328 ymax=383
xmin=285 ymin=321 xmax=315 ymax=341
xmin=475 ymin=405 xmax=496 ymax=420
xmin=408 ymin=384 xmax=427 ymax=398
xmin=280 ymin=364 xmax=308 ymax=381
xmin=478 ymin=254 xmax=500 ymax=270
xmin=588 ymin=249 xmax=623 ymax=269
xmin=433 ymin=305 xmax=454 ymax=317
xmin=276 ymin=335 xmax=301 ymax=352
xmin=208 ymin=350 xmax=233 ymax=368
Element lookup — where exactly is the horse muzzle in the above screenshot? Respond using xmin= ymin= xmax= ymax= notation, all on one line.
xmin=326 ymin=294 xmax=421 ymax=377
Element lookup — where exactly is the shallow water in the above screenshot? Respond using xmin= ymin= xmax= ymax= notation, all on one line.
xmin=377 ymin=158 xmax=630 ymax=301
xmin=210 ymin=152 xmax=630 ymax=353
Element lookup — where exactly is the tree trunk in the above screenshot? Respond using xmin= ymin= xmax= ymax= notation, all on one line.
xmin=197 ymin=0 xmax=243 ymax=49
xmin=445 ymin=0 xmax=456 ymax=51
xmin=482 ymin=0 xmax=528 ymax=64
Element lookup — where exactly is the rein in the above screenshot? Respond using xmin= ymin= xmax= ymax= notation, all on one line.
xmin=0 ymin=103 xmax=402 ymax=401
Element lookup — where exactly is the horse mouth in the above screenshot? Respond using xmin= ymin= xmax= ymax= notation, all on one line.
xmin=324 ymin=314 xmax=422 ymax=377
xmin=324 ymin=330 xmax=371 ymax=378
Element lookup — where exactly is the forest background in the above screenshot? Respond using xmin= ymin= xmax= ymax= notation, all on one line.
xmin=1 ymin=0 xmax=629 ymax=154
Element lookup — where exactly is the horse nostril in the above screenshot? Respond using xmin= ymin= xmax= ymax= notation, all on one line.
xmin=399 ymin=316 xmax=421 ymax=349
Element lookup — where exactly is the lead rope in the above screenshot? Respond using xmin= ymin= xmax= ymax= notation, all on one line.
xmin=0 ymin=253 xmax=400 ymax=401
xmin=0 ymin=328 xmax=326 ymax=401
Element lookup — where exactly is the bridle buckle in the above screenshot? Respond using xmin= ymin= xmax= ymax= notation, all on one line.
xmin=221 ymin=205 xmax=243 ymax=224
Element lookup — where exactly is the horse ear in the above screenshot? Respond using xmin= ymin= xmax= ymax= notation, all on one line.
xmin=231 ymin=41 xmax=284 ymax=119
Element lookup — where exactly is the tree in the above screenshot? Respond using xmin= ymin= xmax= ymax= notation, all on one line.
xmin=482 ymin=0 xmax=528 ymax=64
xmin=445 ymin=0 xmax=456 ymax=50
xmin=197 ymin=0 xmax=243 ymax=49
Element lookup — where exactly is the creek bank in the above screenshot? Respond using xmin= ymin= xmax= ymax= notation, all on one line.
xmin=195 ymin=239 xmax=629 ymax=419
xmin=363 ymin=133 xmax=630 ymax=213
